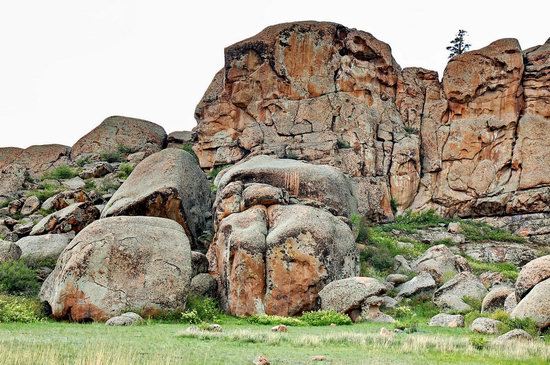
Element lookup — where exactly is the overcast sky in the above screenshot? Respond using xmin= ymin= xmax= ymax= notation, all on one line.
xmin=1 ymin=0 xmax=548 ymax=148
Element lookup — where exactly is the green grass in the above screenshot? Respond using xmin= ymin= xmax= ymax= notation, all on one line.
xmin=459 ymin=220 xmax=526 ymax=243
xmin=0 ymin=321 xmax=547 ymax=365
xmin=41 ymin=165 xmax=79 ymax=180
xmin=248 ymin=310 xmax=352 ymax=327
xmin=0 ymin=260 xmax=40 ymax=296
xmin=182 ymin=143 xmax=199 ymax=164
xmin=25 ymin=182 xmax=60 ymax=202
xmin=207 ymin=164 xmax=231 ymax=180
xmin=117 ymin=163 xmax=134 ymax=180
xmin=467 ymin=258 xmax=519 ymax=281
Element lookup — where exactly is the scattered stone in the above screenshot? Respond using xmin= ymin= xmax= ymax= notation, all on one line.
xmin=207 ymin=324 xmax=223 ymax=332
xmin=493 ymin=329 xmax=533 ymax=345
xmin=30 ymin=202 xmax=100 ymax=236
xmin=394 ymin=255 xmax=412 ymax=274
xmin=433 ymin=272 xmax=487 ymax=312
xmin=479 ymin=272 xmax=507 ymax=288
xmin=40 ymin=216 xmax=192 ymax=322
xmin=0 ymin=240 xmax=22 ymax=262
xmin=481 ymin=287 xmax=514 ymax=313
xmin=428 ymin=313 xmax=465 ymax=328
xmin=62 ymin=177 xmax=86 ymax=190
xmin=379 ymin=327 xmax=394 ymax=338
xmin=106 ymin=312 xmax=144 ymax=326
xmin=386 ymin=274 xmax=409 ymax=285
xmin=271 ymin=324 xmax=288 ymax=332
xmin=311 ymin=355 xmax=326 ymax=361
xmin=42 ymin=190 xmax=91 ymax=212
xmin=447 ymin=222 xmax=461 ymax=233
xmin=412 ymin=245 xmax=470 ymax=284
xmin=396 ymin=272 xmax=437 ymax=298
xmin=190 ymin=273 xmax=218 ymax=298
xmin=21 ymin=196 xmax=40 ymax=216
xmin=16 ymin=233 xmax=74 ymax=263
xmin=361 ymin=296 xmax=395 ymax=323
xmin=254 ymin=355 xmax=270 ymax=365
xmin=470 ymin=318 xmax=502 ymax=334
xmin=13 ymin=221 xmax=34 ymax=236
xmin=79 ymin=162 xmax=114 ymax=179
xmin=504 ymin=292 xmax=517 ymax=313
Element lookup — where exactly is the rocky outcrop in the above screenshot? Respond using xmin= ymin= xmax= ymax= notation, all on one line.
xmin=411 ymin=245 xmax=470 ymax=284
xmin=30 ymin=202 xmax=100 ymax=236
xmin=40 ymin=216 xmax=191 ymax=322
xmin=71 ymin=116 xmax=167 ymax=161
xmin=514 ymin=255 xmax=550 ymax=300
xmin=433 ymin=272 xmax=487 ymax=312
xmin=511 ymin=278 xmax=550 ymax=330
xmin=428 ymin=313 xmax=464 ymax=328
xmin=318 ymin=277 xmax=386 ymax=314
xmin=0 ymin=240 xmax=22 ymax=262
xmin=208 ymin=158 xmax=358 ymax=316
xmin=101 ymin=149 xmax=212 ymax=246
xmin=194 ymin=21 xmax=550 ymax=221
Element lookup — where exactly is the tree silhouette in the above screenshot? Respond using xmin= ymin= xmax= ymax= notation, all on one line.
xmin=447 ymin=30 xmax=471 ymax=59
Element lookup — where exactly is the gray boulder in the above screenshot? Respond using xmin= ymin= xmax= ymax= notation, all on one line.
xmin=62 ymin=177 xmax=86 ymax=190
xmin=0 ymin=240 xmax=22 ymax=262
xmin=433 ymin=272 xmax=487 ymax=312
xmin=511 ymin=278 xmax=550 ymax=330
xmin=411 ymin=244 xmax=470 ymax=284
xmin=106 ymin=312 xmax=144 ymax=326
xmin=514 ymin=255 xmax=550 ymax=300
xmin=493 ymin=329 xmax=533 ymax=345
xmin=470 ymin=317 xmax=502 ymax=334
xmin=31 ymin=202 xmax=100 ymax=236
xmin=428 ymin=313 xmax=465 ymax=328
xmin=190 ymin=273 xmax=218 ymax=298
xmin=386 ymin=274 xmax=409 ymax=285
xmin=396 ymin=272 xmax=437 ymax=298
xmin=40 ymin=216 xmax=192 ymax=322
xmin=16 ymin=233 xmax=74 ymax=263
xmin=101 ymin=149 xmax=211 ymax=247
xmin=319 ymin=277 xmax=386 ymax=314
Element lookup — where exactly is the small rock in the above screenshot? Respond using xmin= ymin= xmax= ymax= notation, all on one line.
xmin=106 ymin=312 xmax=144 ymax=326
xmin=0 ymin=240 xmax=22 ymax=262
xmin=312 ymin=355 xmax=326 ymax=361
xmin=386 ymin=274 xmax=409 ymax=285
xmin=21 ymin=196 xmax=40 ymax=216
xmin=190 ymin=273 xmax=218 ymax=298
xmin=428 ymin=313 xmax=464 ymax=328
xmin=470 ymin=318 xmax=502 ymax=334
xmin=482 ymin=287 xmax=514 ymax=312
xmin=271 ymin=324 xmax=288 ymax=332
xmin=447 ymin=222 xmax=461 ymax=233
xmin=504 ymin=292 xmax=517 ymax=313
xmin=479 ymin=272 xmax=507 ymax=288
xmin=207 ymin=324 xmax=223 ymax=332
xmin=493 ymin=329 xmax=533 ymax=345
xmin=396 ymin=272 xmax=436 ymax=298
xmin=62 ymin=177 xmax=86 ymax=190
xmin=379 ymin=327 xmax=394 ymax=338
xmin=13 ymin=221 xmax=34 ymax=236
xmin=254 ymin=355 xmax=270 ymax=365
xmin=394 ymin=255 xmax=412 ymax=273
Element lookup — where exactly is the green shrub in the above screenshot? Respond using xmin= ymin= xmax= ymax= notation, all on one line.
xmin=248 ymin=315 xmax=304 ymax=326
xmin=467 ymin=259 xmax=518 ymax=281
xmin=42 ymin=165 xmax=79 ymax=180
xmin=75 ymin=156 xmax=91 ymax=167
xmin=464 ymin=311 xmax=483 ymax=326
xmin=490 ymin=309 xmax=510 ymax=322
xmin=26 ymin=182 xmax=60 ymax=202
xmin=336 ymin=140 xmax=351 ymax=149
xmin=182 ymin=143 xmax=199 ymax=164
xmin=207 ymin=165 xmax=231 ymax=180
xmin=117 ymin=163 xmax=134 ymax=180
xmin=462 ymin=296 xmax=482 ymax=312
xmin=460 ymin=221 xmax=525 ymax=243
xmin=0 ymin=260 xmax=40 ymax=296
xmin=0 ymin=295 xmax=45 ymax=323
xmin=300 ymin=310 xmax=352 ymax=326
xmin=84 ymin=180 xmax=96 ymax=191
xmin=504 ymin=317 xmax=539 ymax=336
xmin=470 ymin=335 xmax=488 ymax=350
xmin=180 ymin=295 xmax=222 ymax=324
xmin=350 ymin=214 xmax=368 ymax=243
xmin=390 ymin=197 xmax=398 ymax=215
xmin=393 ymin=318 xmax=418 ymax=333
xmin=100 ymin=151 xmax=122 ymax=163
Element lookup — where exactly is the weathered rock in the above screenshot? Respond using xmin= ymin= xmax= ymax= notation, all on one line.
xmin=106 ymin=312 xmax=144 ymax=326
xmin=209 ymin=204 xmax=358 ymax=317
xmin=459 ymin=242 xmax=537 ymax=266
xmin=215 ymin=155 xmax=357 ymax=218
xmin=62 ymin=177 xmax=86 ymax=190
xmin=428 ymin=313 xmax=464 ymax=328
xmin=30 ymin=202 xmax=100 ymax=236
xmin=71 ymin=116 xmax=167 ymax=161
xmin=481 ymin=287 xmax=514 ymax=313
xmin=361 ymin=296 xmax=395 ymax=323
xmin=271 ymin=324 xmax=288 ymax=332
xmin=0 ymin=163 xmax=27 ymax=197
xmin=504 ymin=292 xmax=517 ymax=313
xmin=16 ymin=233 xmax=74 ymax=263
xmin=476 ymin=213 xmax=550 ymax=245
xmin=479 ymin=272 xmax=508 ymax=288
xmin=447 ymin=222 xmax=461 ymax=234
xmin=433 ymin=272 xmax=488 ymax=312
xmin=0 ymin=240 xmax=22 ymax=262
xmin=394 ymin=255 xmax=412 ymax=274
xmin=514 ymin=255 xmax=550 ymax=300
xmin=191 ymin=251 xmax=209 ymax=278
xmin=42 ymin=190 xmax=91 ymax=212
xmin=493 ymin=329 xmax=533 ymax=345
xmin=523 ymin=39 xmax=550 ymax=117
xmin=411 ymin=245 xmax=470 ymax=284
xmin=190 ymin=273 xmax=218 ymax=298
xmin=13 ymin=221 xmax=34 ymax=236
xmin=395 ymin=272 xmax=437 ymax=298
xmin=79 ymin=162 xmax=114 ymax=179
xmin=101 ymin=149 xmax=211 ymax=246
xmin=511 ymin=278 xmax=550 ymax=330
xmin=40 ymin=216 xmax=192 ymax=322
xmin=21 ymin=196 xmax=40 ymax=216
xmin=471 ymin=318 xmax=502 ymax=334
xmin=319 ymin=277 xmax=386 ymax=315
xmin=167 ymin=131 xmax=194 ymax=148
xmin=386 ymin=274 xmax=409 ymax=285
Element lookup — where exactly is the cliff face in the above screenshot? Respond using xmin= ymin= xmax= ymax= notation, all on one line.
xmin=193 ymin=21 xmax=550 ymax=221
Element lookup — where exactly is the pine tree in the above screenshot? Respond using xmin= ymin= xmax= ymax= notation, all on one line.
xmin=446 ymin=30 xmax=471 ymax=59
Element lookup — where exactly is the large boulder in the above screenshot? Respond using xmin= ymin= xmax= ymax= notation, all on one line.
xmin=411 ymin=245 xmax=470 ymax=284
xmin=40 ymin=216 xmax=192 ymax=322
xmin=433 ymin=272 xmax=487 ymax=312
xmin=514 ymin=255 xmax=550 ymax=300
xmin=511 ymin=278 xmax=550 ymax=330
xmin=16 ymin=233 xmax=74 ymax=263
xmin=481 ymin=286 xmax=514 ymax=313
xmin=215 ymin=155 xmax=357 ymax=218
xmin=395 ymin=271 xmax=437 ymax=298
xmin=30 ymin=202 xmax=100 ymax=236
xmin=101 ymin=149 xmax=211 ymax=246
xmin=318 ymin=277 xmax=386 ymax=314
xmin=71 ymin=116 xmax=167 ymax=160
xmin=209 ymin=204 xmax=358 ymax=316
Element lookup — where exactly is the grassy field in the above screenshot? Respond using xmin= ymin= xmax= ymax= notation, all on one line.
xmin=0 ymin=320 xmax=548 ymax=365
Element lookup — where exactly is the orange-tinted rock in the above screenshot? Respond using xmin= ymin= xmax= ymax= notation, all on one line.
xmin=523 ymin=39 xmax=550 ymax=117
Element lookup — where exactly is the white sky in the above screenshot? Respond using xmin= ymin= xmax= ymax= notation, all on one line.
xmin=1 ymin=0 xmax=548 ymax=148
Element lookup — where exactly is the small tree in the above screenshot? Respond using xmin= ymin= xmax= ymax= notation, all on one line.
xmin=446 ymin=30 xmax=471 ymax=59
